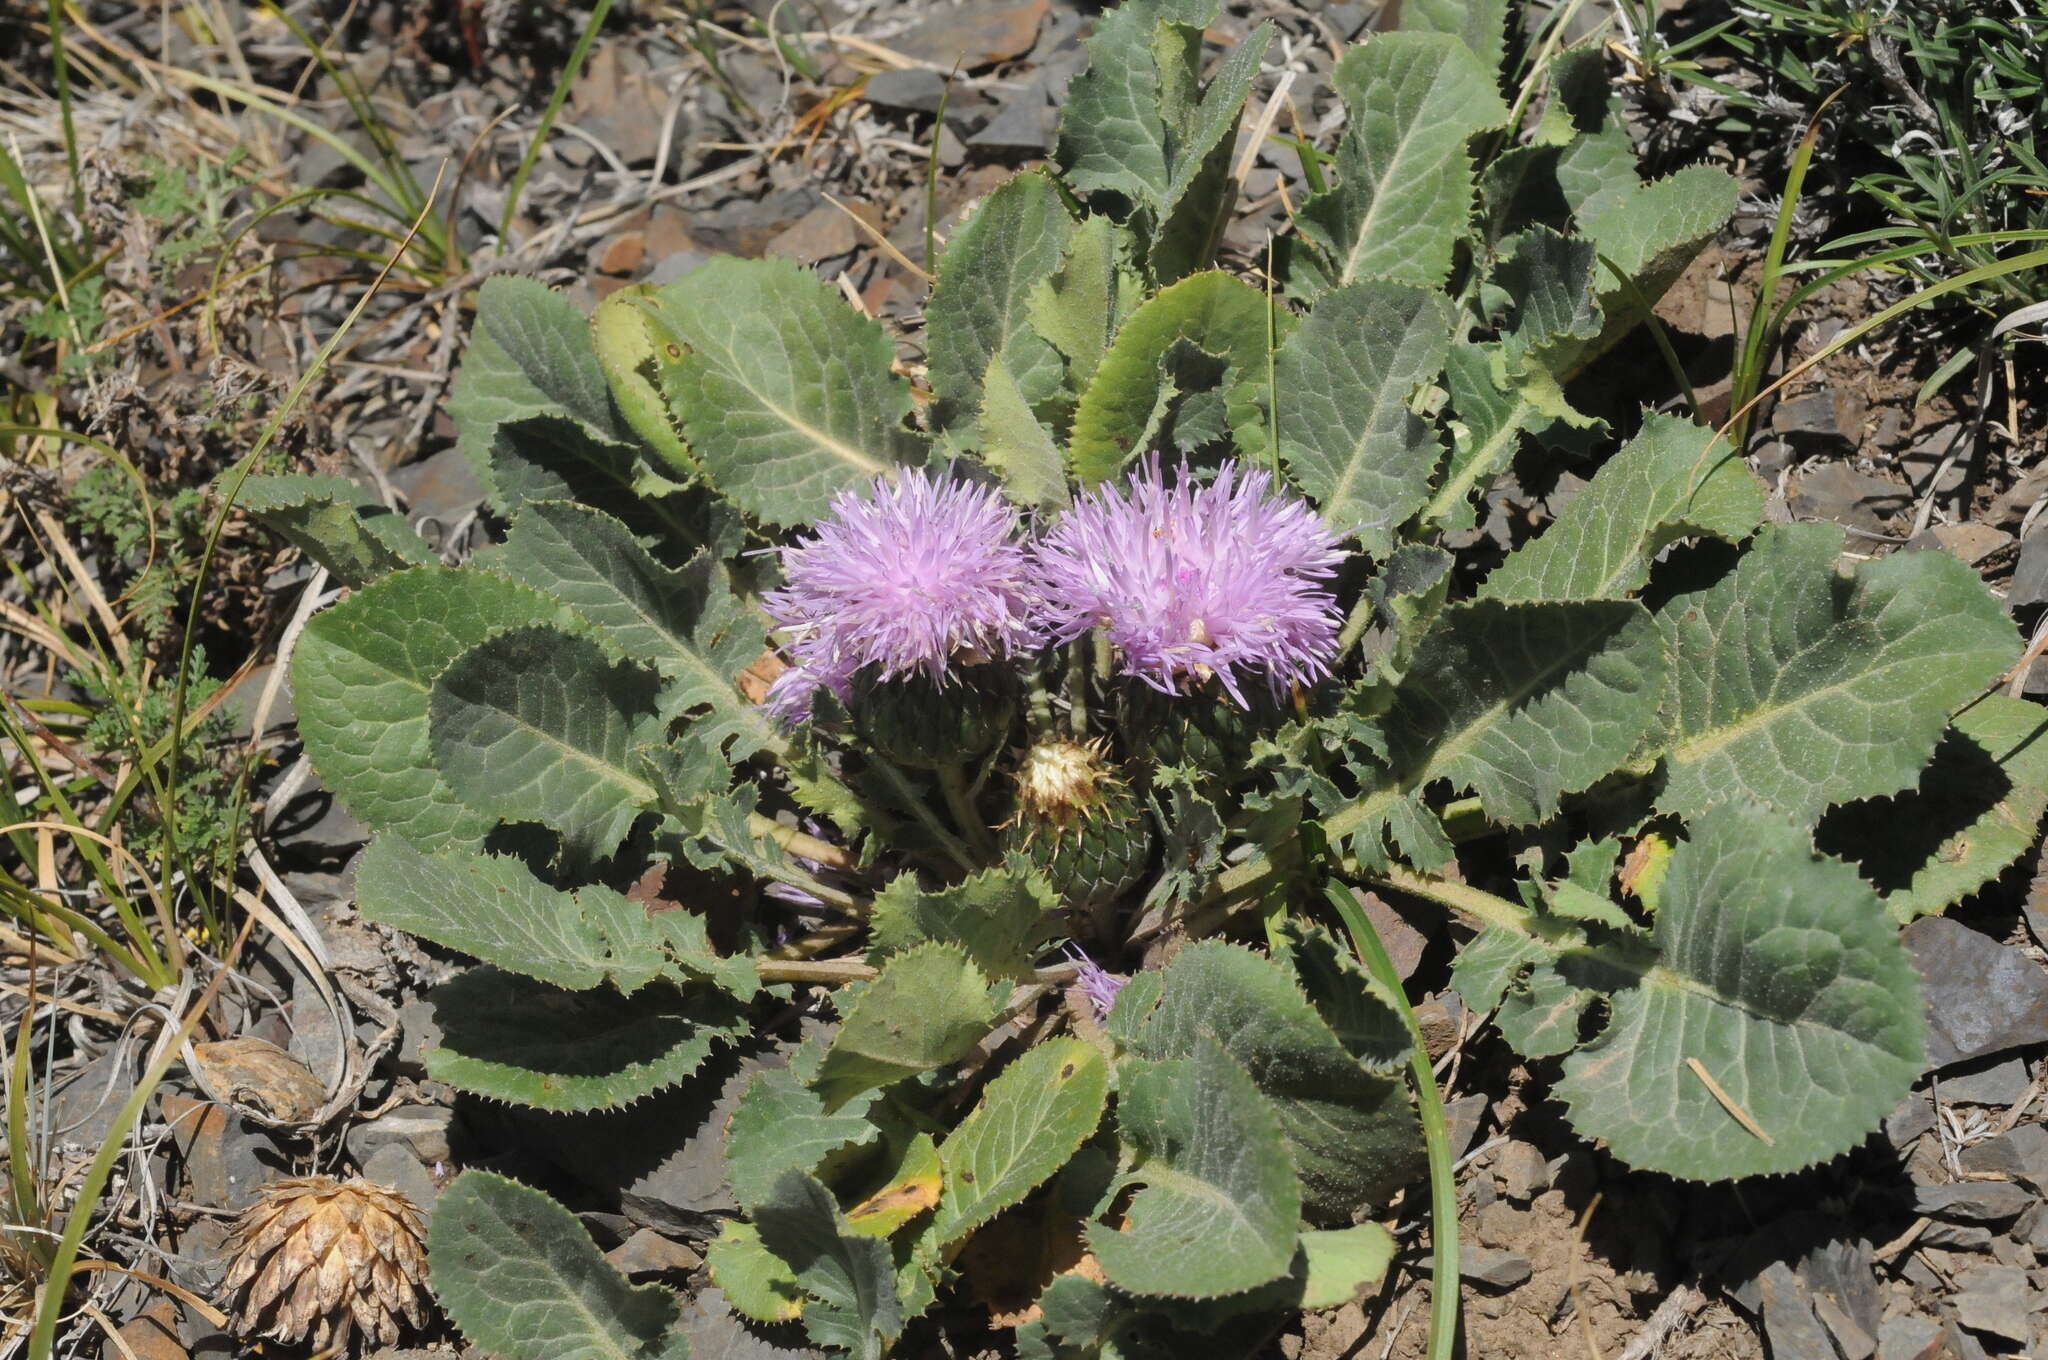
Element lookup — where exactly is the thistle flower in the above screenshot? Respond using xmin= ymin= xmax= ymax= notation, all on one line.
xmin=1032 ymin=458 xmax=1347 ymax=705
xmin=762 ymin=469 xmax=1040 ymax=722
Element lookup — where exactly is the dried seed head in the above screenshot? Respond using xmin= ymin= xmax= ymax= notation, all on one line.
xmin=220 ymin=1174 xmax=429 ymax=1350
xmin=1013 ymin=739 xmax=1116 ymax=826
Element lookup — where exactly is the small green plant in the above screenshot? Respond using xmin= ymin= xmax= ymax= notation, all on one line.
xmin=245 ymin=3 xmax=2033 ymax=1357
xmin=1706 ymin=0 xmax=2048 ymax=318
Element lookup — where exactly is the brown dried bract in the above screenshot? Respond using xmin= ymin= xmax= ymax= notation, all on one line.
xmin=221 ymin=1175 xmax=429 ymax=1350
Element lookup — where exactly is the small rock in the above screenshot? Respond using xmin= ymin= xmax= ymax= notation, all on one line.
xmin=1952 ymin=1263 xmax=2037 ymax=1343
xmin=969 ymin=76 xmax=1055 ymax=152
xmin=1919 ymin=1222 xmax=1994 ymax=1251
xmin=346 ymin=1105 xmax=455 ymax=1166
xmin=361 ymin=1143 xmax=440 ymax=1221
xmin=391 ymin=446 xmax=484 ymax=527
xmin=159 ymin=1093 xmax=282 ymax=1211
xmin=1750 ymin=1261 xmax=1838 ymax=1360
xmin=1936 ymin=1056 xmax=2033 ymax=1108
xmin=1876 ymin=1314 xmax=1939 ymax=1360
xmin=604 ymin=1227 xmax=702 ymax=1278
xmin=1441 ymin=1092 xmax=1487 ymax=1161
xmin=1905 ymin=916 xmax=2048 ymax=1069
xmin=1959 ymin=1124 xmax=2048 ymax=1188
xmin=1813 ymin=1292 xmax=1876 ymax=1360
xmin=1790 ymin=462 xmax=1910 ymax=533
xmin=764 ymin=199 xmax=882 ymax=265
xmin=1886 ymin=1093 xmax=1936 ymax=1147
xmin=863 ymin=68 xmax=946 ymax=113
xmin=1350 ymin=888 xmax=1431 ymax=979
xmin=1493 ymin=1141 xmax=1550 ymax=1204
xmin=105 ymin=1301 xmax=186 ymax=1360
xmin=1772 ymin=391 xmax=1853 ymax=449
xmin=1923 ymin=522 xmax=2013 ymax=566
xmin=595 ymin=230 xmax=647 ymax=277
xmin=1459 ymin=1246 xmax=1533 ymax=1290
xmin=2014 ymin=1202 xmax=2048 ymax=1250
xmin=893 ymin=0 xmax=1048 ymax=69
xmin=50 ymin=1049 xmax=138 ymax=1149
xmin=2010 ymin=533 xmax=2048 ymax=611
xmin=1914 ymin=1180 xmax=2034 ymax=1223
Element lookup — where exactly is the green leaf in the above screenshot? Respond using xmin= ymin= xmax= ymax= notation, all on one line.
xmin=427 ymin=967 xmax=740 ymax=1112
xmin=724 ymin=1067 xmax=880 ymax=1210
xmin=1398 ymin=0 xmax=1509 ymax=77
xmin=978 ymin=348 xmax=1071 ymax=511
xmin=1655 ymin=523 xmax=2020 ymax=823
xmin=927 ymin=169 xmax=1075 ymax=429
xmin=1580 ymin=166 xmax=1736 ymax=359
xmin=293 ymin=566 xmax=565 ymax=851
xmin=1282 ymin=922 xmax=1414 ymax=1073
xmin=1068 ymin=271 xmax=1277 ymax=484
xmin=1298 ymin=32 xmax=1509 ymax=290
xmin=239 ymin=474 xmax=435 ymax=587
xmin=1128 ymin=941 xmax=1420 ymax=1221
xmin=1820 ymin=695 xmax=2048 ymax=923
xmin=429 ymin=1170 xmax=689 ymax=1360
xmin=449 ymin=276 xmax=627 ymax=501
xmin=1348 ymin=599 xmax=1669 ymax=862
xmin=1026 ymin=214 xmax=1144 ymax=394
xmin=754 ymin=1171 xmax=902 ymax=1360
xmin=1482 ymin=413 xmax=1763 ymax=602
xmin=486 ymin=414 xmax=645 ymax=523
xmin=930 ymin=1037 xmax=1110 ymax=1247
xmin=1056 ymin=2 xmax=1272 ymax=280
xmin=429 ymin=625 xmax=663 ymax=861
xmin=868 ymin=859 xmax=1060 ymax=982
xmin=706 ymin=1221 xmax=803 ymax=1324
xmin=1423 ymin=342 xmax=1550 ymax=532
xmin=810 ymin=943 xmax=1003 ymax=1110
xmin=1272 ymin=281 xmax=1455 ymax=555
xmin=1298 ymin=1224 xmax=1398 ymax=1310
xmin=497 ymin=501 xmax=779 ymax=758
xmin=355 ymin=834 xmax=664 ymax=992
xmin=637 ymin=256 xmax=920 ymax=527
xmin=1547 ymin=804 xmax=1926 ymax=1178
xmin=1089 ymin=1034 xmax=1300 ymax=1299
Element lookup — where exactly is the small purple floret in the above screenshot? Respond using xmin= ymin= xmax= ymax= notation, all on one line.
xmin=1064 ymin=945 xmax=1127 ymax=1019
xmin=1032 ymin=457 xmax=1348 ymax=705
xmin=762 ymin=469 xmax=1040 ymax=722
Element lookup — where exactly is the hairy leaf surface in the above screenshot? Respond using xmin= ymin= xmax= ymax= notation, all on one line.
xmin=1298 ymin=33 xmax=1508 ymax=289
xmin=430 ymin=1170 xmax=689 ymax=1360
xmin=1089 ymin=1034 xmax=1300 ymax=1298
xmin=293 ymin=567 xmax=564 ymax=851
xmin=1655 ymin=523 xmax=2018 ymax=822
xmin=638 ymin=257 xmax=920 ymax=526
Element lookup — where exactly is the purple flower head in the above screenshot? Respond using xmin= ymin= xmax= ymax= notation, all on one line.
xmin=762 ymin=469 xmax=1040 ymax=722
xmin=1064 ymin=944 xmax=1127 ymax=1020
xmin=1032 ymin=457 xmax=1348 ymax=705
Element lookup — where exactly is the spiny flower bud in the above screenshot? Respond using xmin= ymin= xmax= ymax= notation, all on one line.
xmin=1003 ymin=740 xmax=1153 ymax=921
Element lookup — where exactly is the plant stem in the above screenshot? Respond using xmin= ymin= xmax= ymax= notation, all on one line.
xmin=865 ymin=755 xmax=979 ymax=873
xmin=938 ymin=763 xmax=998 ymax=862
xmin=1325 ymin=884 xmax=1460 ymax=1360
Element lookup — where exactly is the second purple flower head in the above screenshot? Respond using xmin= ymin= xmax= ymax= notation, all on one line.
xmin=1033 ymin=458 xmax=1347 ymax=706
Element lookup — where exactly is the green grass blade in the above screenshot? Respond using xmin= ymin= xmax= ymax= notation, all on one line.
xmin=1324 ymin=883 xmax=1460 ymax=1360
xmin=498 ymin=0 xmax=615 ymax=249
